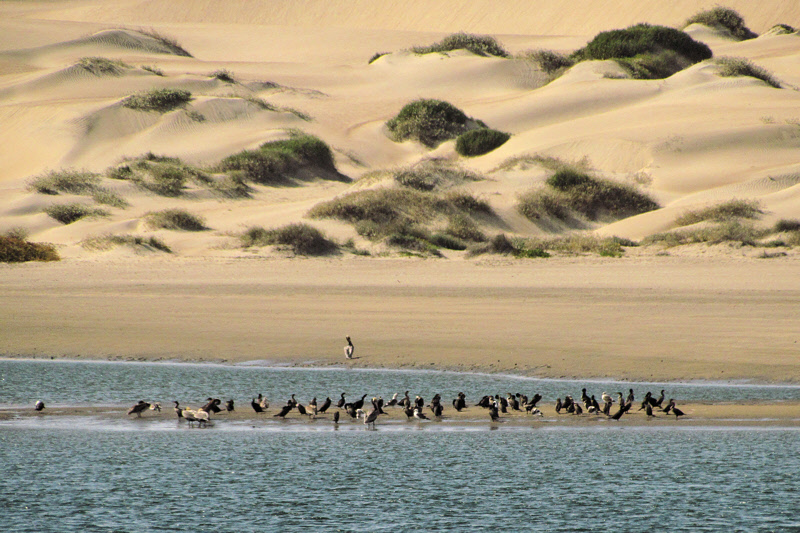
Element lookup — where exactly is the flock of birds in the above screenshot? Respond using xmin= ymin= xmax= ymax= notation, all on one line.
xmin=113 ymin=387 xmax=686 ymax=428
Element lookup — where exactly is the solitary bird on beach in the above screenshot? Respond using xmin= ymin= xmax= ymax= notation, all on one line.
xmin=127 ymin=400 xmax=150 ymax=417
xmin=344 ymin=336 xmax=354 ymax=359
xmin=226 ymin=399 xmax=235 ymax=412
xmin=333 ymin=411 xmax=340 ymax=424
xmin=34 ymin=400 xmax=45 ymax=412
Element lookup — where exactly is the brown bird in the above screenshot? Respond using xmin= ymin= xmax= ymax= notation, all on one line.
xmin=127 ymin=400 xmax=150 ymax=417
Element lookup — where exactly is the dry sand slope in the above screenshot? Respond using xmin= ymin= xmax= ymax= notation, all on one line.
xmin=0 ymin=1 xmax=800 ymax=383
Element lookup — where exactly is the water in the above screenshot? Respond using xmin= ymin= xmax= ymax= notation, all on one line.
xmin=2 ymin=359 xmax=800 ymax=531
xmin=1 ymin=426 xmax=799 ymax=532
xmin=2 ymin=358 xmax=799 ymax=408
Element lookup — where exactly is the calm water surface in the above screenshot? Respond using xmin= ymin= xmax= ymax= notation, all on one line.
xmin=2 ymin=360 xmax=799 ymax=532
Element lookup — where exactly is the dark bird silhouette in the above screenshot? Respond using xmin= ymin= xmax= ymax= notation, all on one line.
xmin=353 ymin=394 xmax=368 ymax=411
xmin=663 ymin=399 xmax=675 ymax=414
xmin=34 ymin=400 xmax=45 ymax=411
xmin=346 ymin=405 xmax=358 ymax=419
xmin=319 ymin=397 xmax=332 ymax=413
xmin=529 ymin=393 xmax=542 ymax=408
xmin=645 ymin=404 xmax=655 ymax=418
xmin=288 ymin=394 xmax=298 ymax=408
xmin=574 ymin=403 xmax=583 ymax=415
xmin=603 ymin=400 xmax=612 ymax=416
xmin=400 ymin=391 xmax=411 ymax=408
xmin=581 ymin=388 xmax=591 ymax=407
xmin=508 ymin=393 xmax=521 ymax=411
xmin=344 ymin=336 xmax=355 ymax=359
xmin=610 ymin=406 xmax=625 ymax=420
xmin=337 ymin=393 xmax=346 ymax=409
xmin=639 ymin=392 xmax=652 ymax=411
xmin=201 ymin=398 xmax=221 ymax=414
xmin=476 ymin=396 xmax=491 ymax=408
xmin=452 ymin=393 xmax=466 ymax=412
xmin=333 ymin=411 xmax=340 ymax=424
xmin=225 ymin=399 xmax=235 ymax=412
xmin=672 ymin=406 xmax=685 ymax=419
xmin=415 ymin=396 xmax=425 ymax=410
xmin=364 ymin=400 xmax=380 ymax=428
xmin=555 ymin=398 xmax=562 ymax=414
xmin=654 ymin=390 xmax=665 ymax=408
xmin=403 ymin=404 xmax=414 ymax=420
xmin=296 ymin=403 xmax=308 ymax=416
xmin=591 ymin=395 xmax=601 ymax=413
xmin=626 ymin=388 xmax=635 ymax=406
xmin=489 ymin=405 xmax=500 ymax=422
xmin=127 ymin=400 xmax=150 ymax=417
xmin=274 ymin=403 xmax=293 ymax=418
xmin=433 ymin=404 xmax=443 ymax=418
xmin=251 ymin=398 xmax=264 ymax=413
xmin=174 ymin=401 xmax=184 ymax=418
xmin=386 ymin=393 xmax=399 ymax=407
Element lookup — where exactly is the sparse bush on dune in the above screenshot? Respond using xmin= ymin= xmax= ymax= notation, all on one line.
xmin=517 ymin=49 xmax=575 ymax=75
xmin=393 ymin=160 xmax=483 ymax=192
xmin=571 ymin=24 xmax=712 ymax=79
xmin=144 ymin=209 xmax=207 ymax=231
xmin=141 ymin=65 xmax=164 ymax=76
xmin=675 ymin=199 xmax=763 ymax=227
xmin=774 ymin=219 xmax=800 ymax=232
xmin=45 ymin=203 xmax=109 ymax=224
xmin=684 ymin=7 xmax=757 ymax=40
xmin=82 ymin=234 xmax=171 ymax=253
xmin=241 ymin=223 xmax=338 ymax=255
xmin=467 ymin=233 xmax=551 ymax=258
xmin=122 ymin=88 xmax=192 ymax=112
xmin=77 ymin=57 xmax=130 ymax=76
xmin=767 ymin=24 xmax=796 ymax=35
xmin=90 ymin=190 xmax=129 ymax=208
xmin=713 ymin=57 xmax=781 ymax=88
xmin=368 ymin=52 xmax=389 ymax=64
xmin=517 ymin=167 xmax=659 ymax=223
xmin=455 ymin=129 xmax=510 ymax=157
xmin=444 ymin=213 xmax=486 ymax=242
xmin=218 ymin=133 xmax=339 ymax=185
xmin=643 ymin=220 xmax=768 ymax=247
xmin=0 ymin=234 xmax=59 ymax=262
xmin=412 ymin=32 xmax=509 ymax=58
xmin=387 ymin=99 xmax=486 ymax=148
xmin=28 ymin=169 xmax=100 ymax=195
xmin=211 ymin=69 xmax=235 ymax=83
xmin=107 ymin=153 xmax=215 ymax=197
xmin=138 ymin=28 xmax=193 ymax=57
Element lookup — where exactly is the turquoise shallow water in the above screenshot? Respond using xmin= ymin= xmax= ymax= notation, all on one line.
xmin=1 ymin=426 xmax=799 ymax=532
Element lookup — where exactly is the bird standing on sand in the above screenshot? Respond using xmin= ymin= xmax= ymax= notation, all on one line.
xmin=319 ymin=397 xmax=332 ymax=413
xmin=344 ymin=337 xmax=354 ymax=360
xmin=34 ymin=400 xmax=45 ymax=412
xmin=251 ymin=398 xmax=264 ymax=413
xmin=274 ymin=403 xmax=293 ymax=418
xmin=127 ymin=400 xmax=150 ymax=417
xmin=226 ymin=399 xmax=235 ymax=412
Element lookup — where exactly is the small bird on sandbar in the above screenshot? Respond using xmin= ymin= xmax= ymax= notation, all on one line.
xmin=344 ymin=336 xmax=354 ymax=360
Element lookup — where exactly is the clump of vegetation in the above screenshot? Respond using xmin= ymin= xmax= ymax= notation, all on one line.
xmin=218 ymin=132 xmax=338 ymax=185
xmin=684 ymin=7 xmax=757 ymax=40
xmin=138 ymin=28 xmax=193 ymax=57
xmin=386 ymin=99 xmax=486 ymax=148
xmin=28 ymin=169 xmax=100 ymax=195
xmin=45 ymin=203 xmax=109 ymax=224
xmin=517 ymin=49 xmax=575 ymax=75
xmin=83 ymin=234 xmax=171 ymax=253
xmin=369 ymin=52 xmax=389 ymax=64
xmin=493 ymin=153 xmax=592 ymax=173
xmin=455 ymin=129 xmax=510 ymax=157
xmin=468 ymin=233 xmax=551 ymax=258
xmin=107 ymin=153 xmax=212 ymax=196
xmin=77 ymin=57 xmax=130 ymax=76
xmin=643 ymin=220 xmax=768 ymax=247
xmin=518 ymin=167 xmax=659 ymax=222
xmin=141 ymin=65 xmax=164 ymax=76
xmin=713 ymin=57 xmax=781 ymax=88
xmin=210 ymin=174 xmax=252 ymax=198
xmin=674 ymin=199 xmax=762 ymax=227
xmin=90 ymin=190 xmax=129 ymax=208
xmin=570 ymin=24 xmax=712 ymax=79
xmin=308 ymin=187 xmax=493 ymax=253
xmin=411 ymin=32 xmax=509 ymax=58
xmin=393 ymin=160 xmax=484 ymax=192
xmin=144 ymin=209 xmax=207 ymax=231
xmin=122 ymin=88 xmax=192 ymax=112
xmin=241 ymin=223 xmax=338 ymax=255
xmin=775 ymin=219 xmax=800 ymax=232
xmin=211 ymin=69 xmax=235 ymax=83
xmin=767 ymin=24 xmax=795 ymax=35
xmin=0 ymin=232 xmax=59 ymax=262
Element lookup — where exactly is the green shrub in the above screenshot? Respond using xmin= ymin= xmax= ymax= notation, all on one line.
xmin=219 ymin=133 xmax=337 ymax=184
xmin=675 ymin=199 xmax=762 ymax=227
xmin=775 ymin=219 xmax=800 ymax=232
xmin=141 ymin=65 xmax=164 ymax=76
xmin=445 ymin=213 xmax=485 ymax=242
xmin=211 ymin=69 xmax=235 ymax=83
xmin=144 ymin=165 xmax=187 ymax=196
xmin=713 ymin=57 xmax=781 ymax=88
xmin=211 ymin=173 xmax=252 ymax=198
xmin=518 ymin=49 xmax=575 ymax=75
xmin=386 ymin=99 xmax=480 ymax=148
xmin=145 ymin=209 xmax=207 ymax=231
xmin=517 ymin=189 xmax=572 ymax=221
xmin=0 ymin=235 xmax=59 ymax=262
xmin=571 ymin=24 xmax=712 ymax=79
xmin=455 ymin=129 xmax=510 ymax=157
xmin=684 ymin=7 xmax=757 ymax=40
xmin=768 ymin=24 xmax=795 ymax=35
xmin=28 ymin=169 xmax=100 ymax=195
xmin=443 ymin=191 xmax=494 ymax=216
xmin=45 ymin=203 xmax=109 ymax=224
xmin=91 ymin=190 xmax=129 ymax=208
xmin=411 ymin=32 xmax=509 ymax=58
xmin=467 ymin=233 xmax=550 ymax=258
xmin=241 ymin=223 xmax=337 ymax=255
xmin=122 ymin=88 xmax=192 ymax=112
xmin=77 ymin=57 xmax=130 ymax=76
